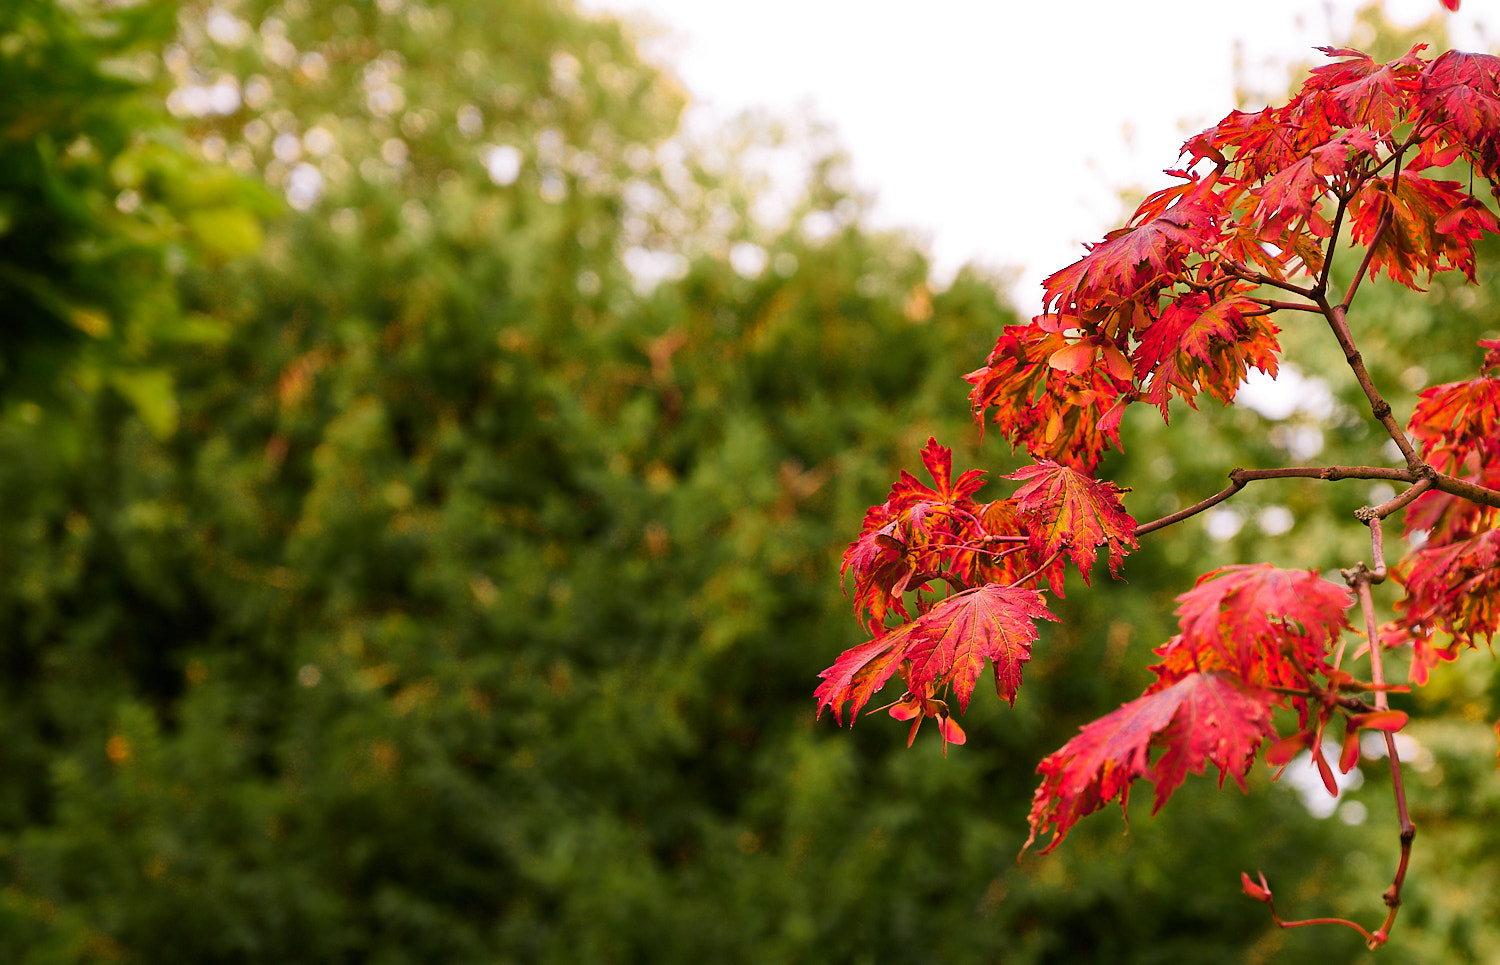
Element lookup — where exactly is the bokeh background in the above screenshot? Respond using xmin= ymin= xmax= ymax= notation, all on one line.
xmin=1 ymin=1 xmax=1497 ymax=962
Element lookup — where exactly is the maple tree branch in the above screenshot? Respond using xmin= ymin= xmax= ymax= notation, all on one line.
xmin=1134 ymin=479 xmax=1244 ymax=537
xmin=1133 ymin=465 xmax=1423 ymax=538
xmin=1231 ymin=466 xmax=1416 ymax=484
xmin=1354 ymin=476 xmax=1434 ymax=582
xmin=1316 ymin=298 xmax=1424 ymax=470
xmin=1243 ymin=297 xmax=1323 ymax=317
xmin=1224 ymin=261 xmax=1317 ymax=299
xmin=1431 ymin=471 xmax=1500 ymax=510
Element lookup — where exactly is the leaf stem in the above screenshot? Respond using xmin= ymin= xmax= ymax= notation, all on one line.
xmin=1008 ymin=548 xmax=1063 ymax=590
xmin=1267 ymin=908 xmax=1379 ymax=946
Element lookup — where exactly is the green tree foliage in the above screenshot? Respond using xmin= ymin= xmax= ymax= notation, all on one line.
xmin=1 ymin=1 xmax=1495 ymax=963
xmin=0 ymin=0 xmax=271 ymax=432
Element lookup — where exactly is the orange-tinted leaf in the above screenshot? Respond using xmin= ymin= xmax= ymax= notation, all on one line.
xmin=967 ymin=321 xmax=1132 ymax=471
xmin=1409 ymin=373 xmax=1500 ymax=469
xmin=1133 ymin=289 xmax=1280 ymax=415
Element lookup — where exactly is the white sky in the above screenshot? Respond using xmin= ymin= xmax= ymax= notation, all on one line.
xmin=581 ymin=0 xmax=1493 ymax=310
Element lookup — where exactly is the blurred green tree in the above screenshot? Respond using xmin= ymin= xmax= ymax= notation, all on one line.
xmin=0 ymin=0 xmax=272 ymax=432
xmin=0 ymin=1 xmax=1493 ymax=964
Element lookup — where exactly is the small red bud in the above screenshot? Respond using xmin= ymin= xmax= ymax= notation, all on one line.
xmin=1241 ymin=870 xmax=1273 ymax=904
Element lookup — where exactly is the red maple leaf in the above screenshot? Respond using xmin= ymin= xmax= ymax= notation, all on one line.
xmin=1389 ymin=529 xmax=1500 ymax=651
xmin=1409 ymin=372 xmax=1500 ymax=470
xmin=815 ymin=584 xmax=1057 ymax=727
xmin=1025 ymin=672 xmax=1275 ymax=853
xmin=840 ymin=439 xmax=1000 ymax=630
xmin=1006 ymin=460 xmax=1137 ymax=590
xmin=1350 ymin=173 xmax=1500 ymax=287
xmin=1417 ymin=49 xmax=1500 ymax=177
xmin=1306 ymin=46 xmax=1425 ymax=133
xmin=1166 ymin=564 xmax=1352 ymax=693
xmin=1043 ymin=183 xmax=1222 ymax=315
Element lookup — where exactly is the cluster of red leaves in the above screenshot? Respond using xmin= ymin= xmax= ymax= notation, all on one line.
xmin=818 ymin=43 xmax=1500 ymax=872
xmin=1025 ymin=566 xmax=1364 ymax=852
xmin=816 ymin=440 xmax=1134 ymax=739
xmin=1385 ymin=340 xmax=1500 ymax=680
xmin=967 ymin=46 xmax=1500 ymax=472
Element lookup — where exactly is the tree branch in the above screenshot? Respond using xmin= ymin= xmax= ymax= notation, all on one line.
xmin=1432 ymin=471 xmax=1500 ymax=510
xmin=1244 ymin=296 xmax=1324 ymax=315
xmin=1133 ymin=465 xmax=1424 ymax=538
xmin=1316 ymin=297 xmax=1424 ymax=470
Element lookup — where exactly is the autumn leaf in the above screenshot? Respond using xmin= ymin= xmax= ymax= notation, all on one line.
xmin=966 ymin=319 xmax=1132 ymax=471
xmin=1306 ymin=45 xmax=1425 ymax=133
xmin=1408 ymin=372 xmax=1500 ymax=469
xmin=1175 ymin=564 xmax=1352 ymax=660
xmin=1025 ymin=672 xmax=1275 ymax=853
xmin=1417 ymin=49 xmax=1500 ymax=175
xmin=903 ymin=583 xmax=1057 ymax=711
xmin=1389 ymin=529 xmax=1500 ymax=651
xmin=815 ymin=584 xmax=1056 ymax=729
xmin=814 ymin=622 xmax=920 ymax=726
xmin=1007 ymin=460 xmax=1137 ymax=588
xmin=1043 ymin=183 xmax=1222 ymax=314
xmin=840 ymin=439 xmax=1004 ymax=630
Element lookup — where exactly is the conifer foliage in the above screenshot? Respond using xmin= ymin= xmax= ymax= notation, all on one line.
xmin=818 ymin=44 xmax=1500 ymax=948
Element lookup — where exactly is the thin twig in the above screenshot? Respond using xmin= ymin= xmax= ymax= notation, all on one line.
xmin=1135 ymin=480 xmax=1244 ymax=537
xmin=1352 ymin=476 xmax=1435 ymax=583
xmin=1008 ymin=548 xmax=1063 ymax=590
xmin=1269 ymin=909 xmax=1379 ymax=946
xmin=1341 ymin=206 xmax=1393 ymax=310
xmin=1316 ymin=192 xmax=1351 ymax=298
xmin=1244 ymin=297 xmax=1324 ymax=314
xmin=1225 ymin=262 xmax=1318 ymax=298
xmin=1346 ymin=569 xmax=1416 ymax=950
